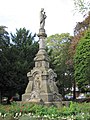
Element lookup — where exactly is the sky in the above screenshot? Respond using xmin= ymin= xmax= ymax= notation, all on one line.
xmin=0 ymin=0 xmax=83 ymax=37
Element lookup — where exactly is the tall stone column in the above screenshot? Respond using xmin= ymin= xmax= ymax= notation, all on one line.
xmin=38 ymin=29 xmax=46 ymax=50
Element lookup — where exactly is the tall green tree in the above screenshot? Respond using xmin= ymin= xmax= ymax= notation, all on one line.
xmin=74 ymin=28 xmax=90 ymax=92
xmin=46 ymin=33 xmax=73 ymax=96
xmin=10 ymin=28 xmax=39 ymax=98
xmin=0 ymin=27 xmax=39 ymax=100
xmin=0 ymin=26 xmax=11 ymax=102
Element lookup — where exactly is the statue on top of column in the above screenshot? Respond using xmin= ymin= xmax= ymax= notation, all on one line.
xmin=40 ymin=8 xmax=47 ymax=29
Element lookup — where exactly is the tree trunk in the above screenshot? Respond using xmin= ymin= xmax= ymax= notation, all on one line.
xmin=73 ymin=80 xmax=76 ymax=100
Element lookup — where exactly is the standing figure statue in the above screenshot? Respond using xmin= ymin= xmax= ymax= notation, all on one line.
xmin=40 ymin=8 xmax=47 ymax=29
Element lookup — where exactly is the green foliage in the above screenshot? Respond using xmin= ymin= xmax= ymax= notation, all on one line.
xmin=0 ymin=26 xmax=10 ymax=48
xmin=46 ymin=33 xmax=73 ymax=96
xmin=0 ymin=102 xmax=90 ymax=119
xmin=0 ymin=27 xmax=39 ymax=98
xmin=74 ymin=29 xmax=90 ymax=91
xmin=0 ymin=26 xmax=11 ymax=97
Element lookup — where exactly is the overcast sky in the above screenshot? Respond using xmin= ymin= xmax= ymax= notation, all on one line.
xmin=0 ymin=0 xmax=83 ymax=37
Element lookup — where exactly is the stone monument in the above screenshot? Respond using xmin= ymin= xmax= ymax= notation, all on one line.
xmin=22 ymin=8 xmax=62 ymax=103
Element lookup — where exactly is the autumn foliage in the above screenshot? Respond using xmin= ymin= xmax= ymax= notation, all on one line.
xmin=69 ymin=11 xmax=90 ymax=59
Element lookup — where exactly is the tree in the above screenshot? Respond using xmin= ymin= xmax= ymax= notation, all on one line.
xmin=69 ymin=1 xmax=90 ymax=64
xmin=74 ymin=28 xmax=90 ymax=92
xmin=46 ymin=33 xmax=73 ymax=96
xmin=73 ymin=0 xmax=90 ymax=15
xmin=0 ymin=26 xmax=11 ymax=102
xmin=0 ymin=26 xmax=10 ymax=49
xmin=68 ymin=8 xmax=90 ymax=98
xmin=0 ymin=26 xmax=10 ymax=87
xmin=69 ymin=12 xmax=90 ymax=56
xmin=0 ymin=27 xmax=39 ymax=100
xmin=10 ymin=28 xmax=39 ymax=98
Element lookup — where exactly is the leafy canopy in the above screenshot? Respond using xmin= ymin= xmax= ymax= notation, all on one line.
xmin=46 ymin=33 xmax=72 ymax=95
xmin=74 ymin=28 xmax=90 ymax=91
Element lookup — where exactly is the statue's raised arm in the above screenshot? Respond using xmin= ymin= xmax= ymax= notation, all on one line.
xmin=40 ymin=8 xmax=47 ymax=29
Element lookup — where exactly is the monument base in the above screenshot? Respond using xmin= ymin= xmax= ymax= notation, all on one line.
xmin=18 ymin=100 xmax=70 ymax=108
xmin=22 ymin=93 xmax=54 ymax=102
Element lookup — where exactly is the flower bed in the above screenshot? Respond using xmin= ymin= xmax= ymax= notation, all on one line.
xmin=0 ymin=102 xmax=90 ymax=120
